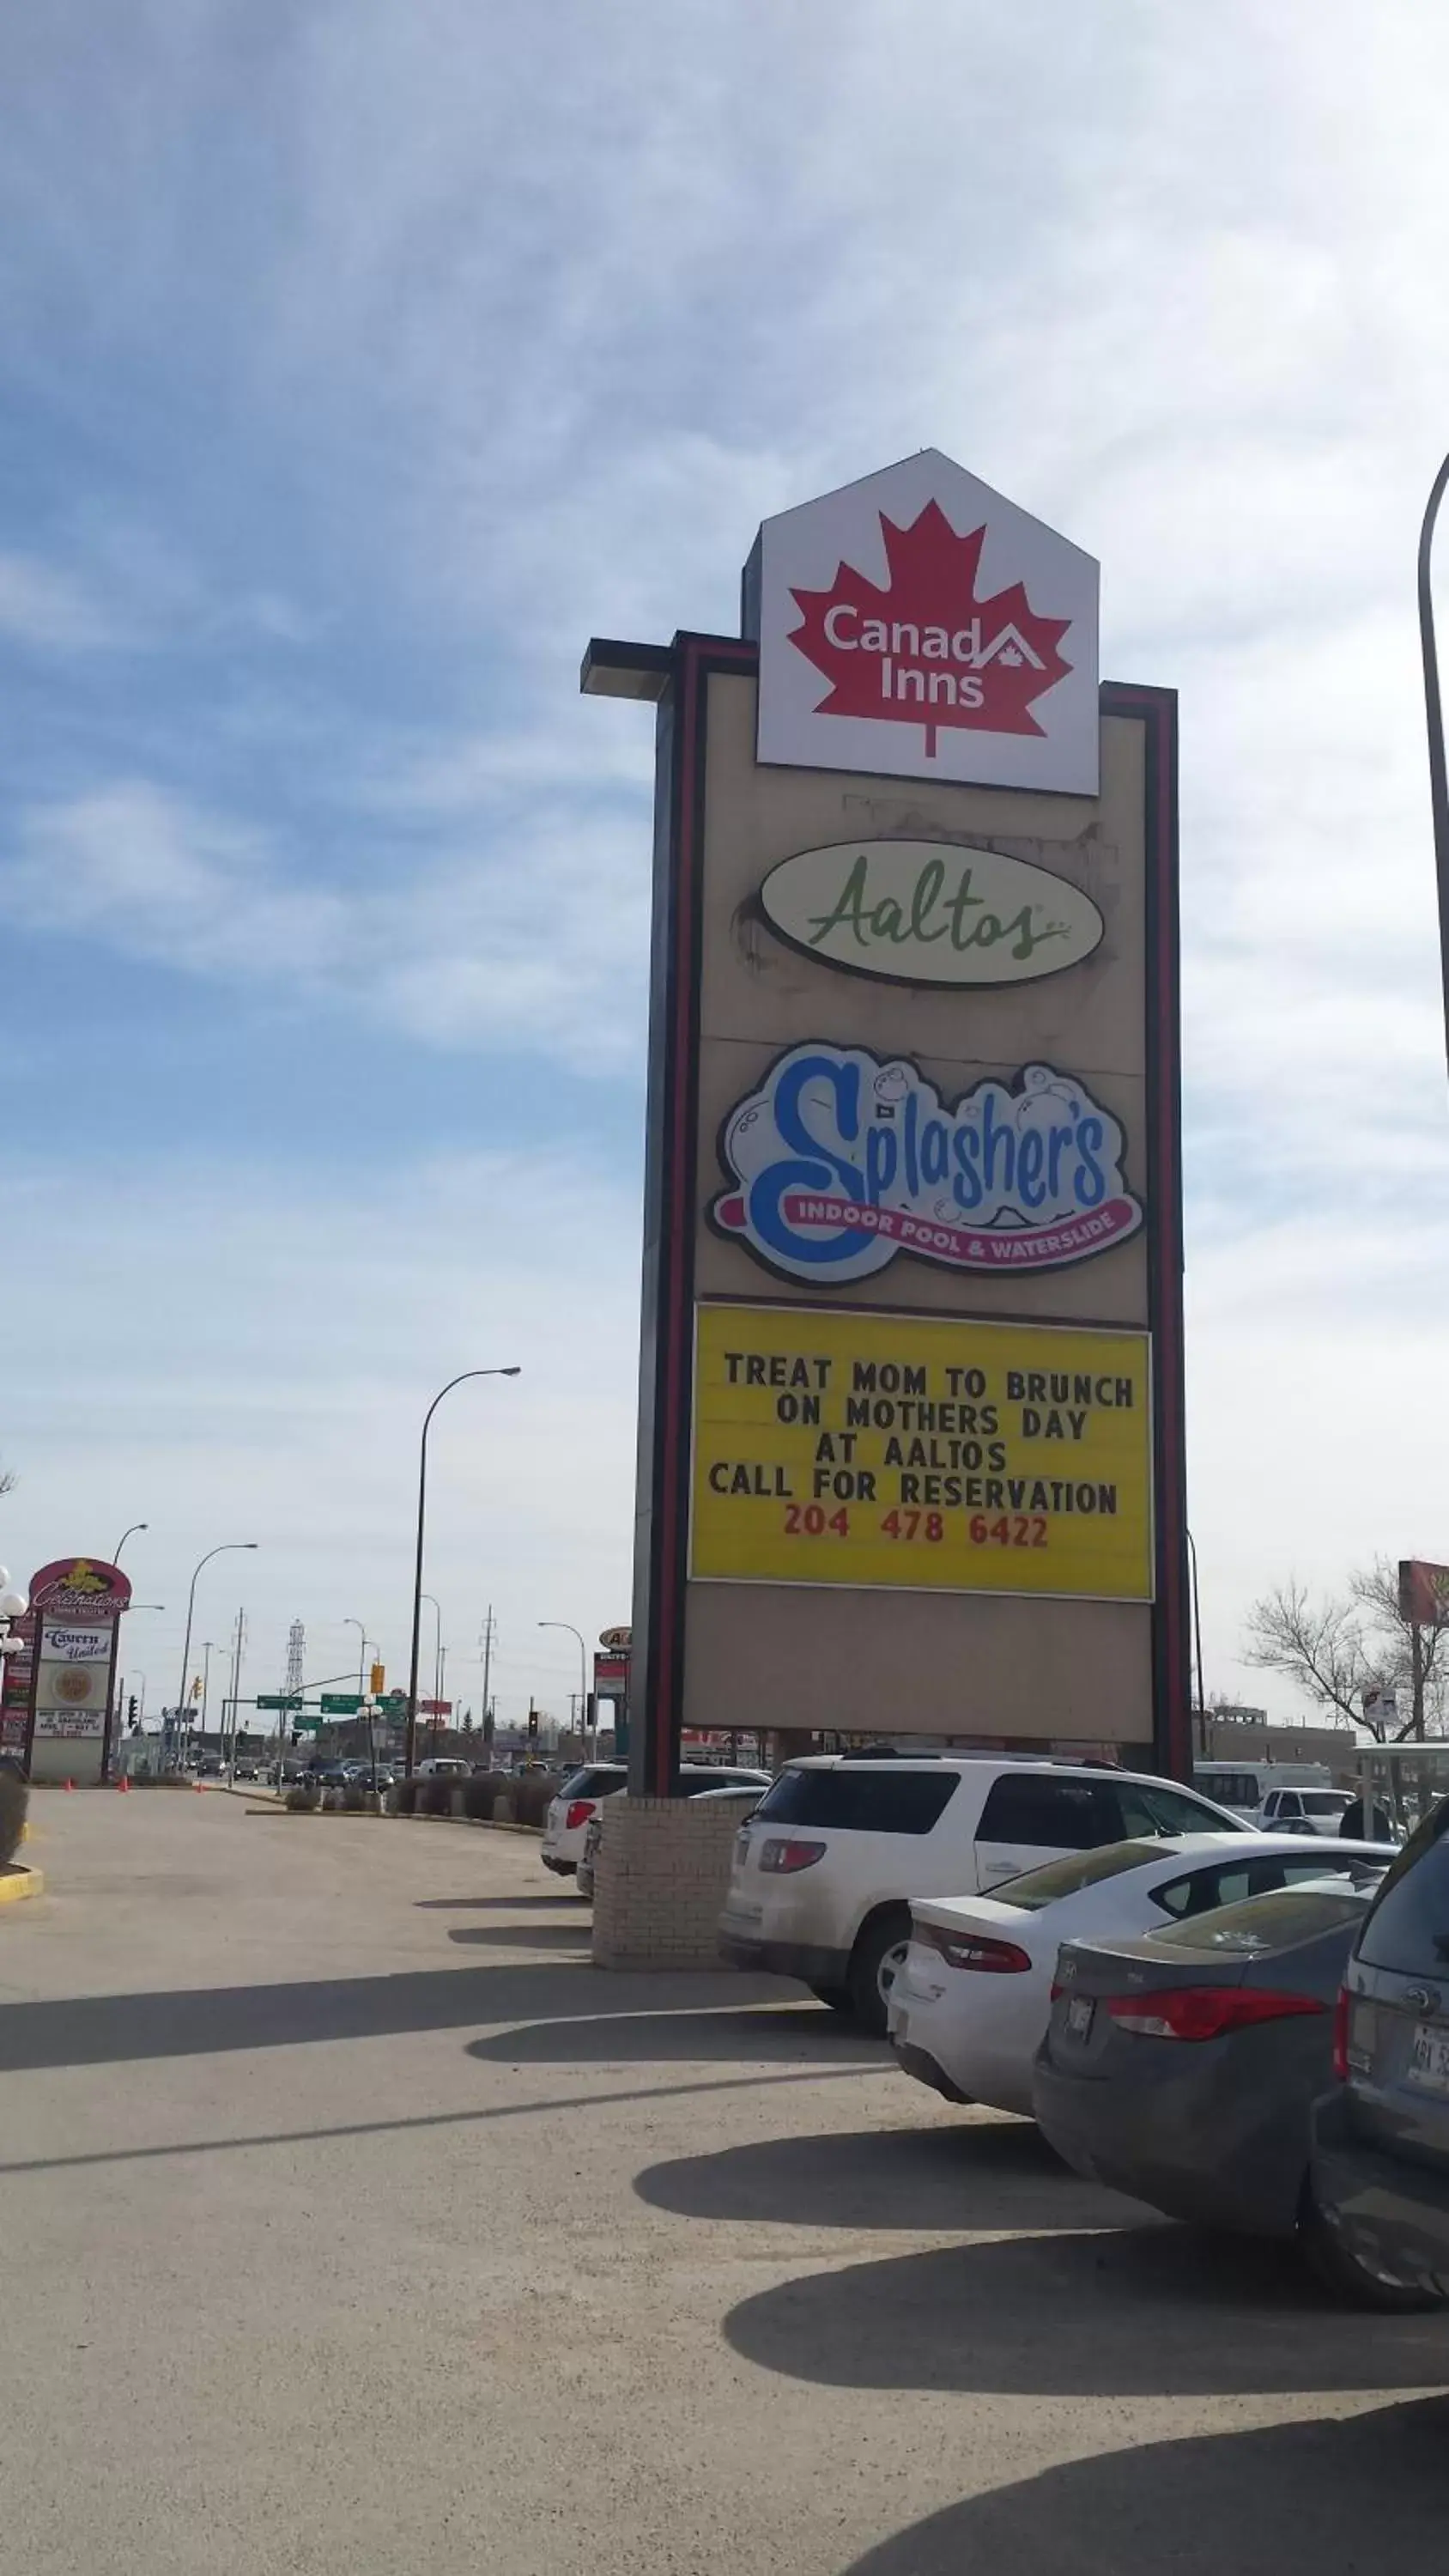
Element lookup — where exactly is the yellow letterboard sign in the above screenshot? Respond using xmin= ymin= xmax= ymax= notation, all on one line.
xmin=690 ymin=1303 xmax=1153 ymax=1601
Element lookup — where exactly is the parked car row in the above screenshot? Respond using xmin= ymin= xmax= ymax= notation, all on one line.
xmin=546 ymin=1740 xmax=1447 ymax=2303
xmin=718 ymin=1755 xmax=1253 ymax=2032
xmin=712 ymin=1750 xmax=1449 ymax=2307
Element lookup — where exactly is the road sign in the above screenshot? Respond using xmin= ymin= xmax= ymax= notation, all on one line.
xmin=257 ymin=1693 xmax=304 ymax=1711
xmin=418 ymin=1699 xmax=452 ymax=1716
xmin=320 ymin=1692 xmax=362 ymax=1715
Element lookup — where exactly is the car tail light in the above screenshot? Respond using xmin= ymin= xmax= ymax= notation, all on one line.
xmin=920 ymin=1925 xmax=1032 ymax=1974
xmin=1106 ymin=1987 xmax=1325 ymax=2043
xmin=565 ymin=1800 xmax=597 ymax=1832
xmin=759 ymin=1838 xmax=827 ymax=1874
xmin=1332 ymin=1984 xmax=1360 ymax=2081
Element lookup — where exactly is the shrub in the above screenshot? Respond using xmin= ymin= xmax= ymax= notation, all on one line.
xmin=419 ymin=1777 xmax=454 ymax=1817
xmin=393 ymin=1777 xmax=417 ymax=1815
xmin=508 ymin=1773 xmax=559 ymax=1830
xmin=462 ymin=1772 xmax=501 ymax=1820
xmin=285 ymin=1783 xmax=320 ymax=1813
xmin=342 ymin=1781 xmax=378 ymax=1814
xmin=0 ymin=1767 xmax=27 ymax=1868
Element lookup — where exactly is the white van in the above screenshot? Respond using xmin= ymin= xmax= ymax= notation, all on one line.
xmin=1192 ymin=1760 xmax=1331 ymax=1823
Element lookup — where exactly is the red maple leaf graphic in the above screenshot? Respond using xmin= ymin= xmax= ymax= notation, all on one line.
xmin=786 ymin=498 xmax=1074 ymax=758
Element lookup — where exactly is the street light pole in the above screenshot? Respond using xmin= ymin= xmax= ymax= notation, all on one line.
xmin=173 ymin=1543 xmax=258 ymax=1771
xmin=421 ymin=1594 xmax=443 ymax=1719
xmin=343 ymin=1616 xmax=369 ymax=1695
xmin=404 ymin=1369 xmax=520 ymax=1777
xmin=1185 ymin=1528 xmax=1208 ymax=1758
xmin=1417 ymin=448 xmax=1449 ymax=1087
xmin=538 ymin=1621 xmax=590 ymax=1761
xmin=112 ymin=1522 xmax=148 ymax=1566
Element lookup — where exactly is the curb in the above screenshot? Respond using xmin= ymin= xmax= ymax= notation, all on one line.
xmin=0 ymin=1863 xmax=44 ymax=1907
xmin=246 ymin=1807 xmax=390 ymax=1820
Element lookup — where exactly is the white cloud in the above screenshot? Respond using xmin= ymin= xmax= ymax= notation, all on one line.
xmin=0 ymin=1143 xmax=640 ymax=1726
xmin=1 ymin=775 xmax=649 ymax=1068
xmin=0 ymin=552 xmax=118 ymax=651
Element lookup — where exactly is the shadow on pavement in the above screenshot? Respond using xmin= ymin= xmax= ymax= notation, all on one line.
xmin=469 ymin=2003 xmax=882 ymax=2069
xmin=842 ymin=2398 xmax=1449 ymax=2573
xmin=447 ymin=1923 xmax=594 ymax=1951
xmin=634 ymin=2117 xmax=1125 ymax=2235
xmin=0 ymin=2063 xmax=874 ymax=2179
xmin=725 ymin=2225 xmax=1449 ymax=2397
xmin=415 ymin=1894 xmax=585 ymax=1911
xmin=0 ymin=1959 xmax=795 ymax=2072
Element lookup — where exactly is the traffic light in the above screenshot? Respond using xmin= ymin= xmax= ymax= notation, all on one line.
xmin=127 ymin=1695 xmax=138 ymax=1723
xmin=370 ymin=1662 xmax=385 ymax=1696
xmin=527 ymin=1705 xmax=539 ymax=1741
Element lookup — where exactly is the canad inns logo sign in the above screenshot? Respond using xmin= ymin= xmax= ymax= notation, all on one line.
xmin=746 ymin=449 xmax=1100 ymax=793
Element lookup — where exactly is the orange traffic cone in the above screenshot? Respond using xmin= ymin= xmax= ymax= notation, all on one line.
xmin=64 ymin=1777 xmax=75 ymax=1792
xmin=193 ymin=1779 xmax=204 ymax=1793
xmin=116 ymin=1776 xmax=130 ymax=1794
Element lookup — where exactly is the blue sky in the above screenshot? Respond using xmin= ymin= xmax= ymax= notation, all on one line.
xmin=3 ymin=2 xmax=1448 ymax=1725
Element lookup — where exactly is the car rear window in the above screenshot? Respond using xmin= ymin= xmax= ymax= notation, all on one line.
xmin=1148 ymin=1885 xmax=1371 ymax=1954
xmin=1300 ymin=1791 xmax=1353 ymax=1816
xmin=976 ymin=1774 xmax=1120 ymax=1850
xmin=559 ymin=1766 xmax=627 ymax=1801
xmin=1356 ymin=1799 xmax=1449 ymax=1974
xmin=1196 ymin=1772 xmax=1260 ymax=1809
xmin=990 ymin=1842 xmax=1163 ymax=1910
xmin=751 ymin=1768 xmax=959 ymax=1834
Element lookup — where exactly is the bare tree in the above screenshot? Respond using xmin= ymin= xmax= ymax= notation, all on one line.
xmin=0 ymin=1463 xmax=13 ymax=1498
xmin=1351 ymin=1558 xmax=1449 ymax=1737
xmin=1244 ymin=1559 xmax=1447 ymax=1741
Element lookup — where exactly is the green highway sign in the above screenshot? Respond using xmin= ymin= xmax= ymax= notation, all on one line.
xmin=257 ymin=1693 xmax=304 ymax=1711
xmin=320 ymin=1692 xmax=363 ymax=1715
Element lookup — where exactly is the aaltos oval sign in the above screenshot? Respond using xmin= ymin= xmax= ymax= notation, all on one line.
xmin=759 ymin=839 xmax=1104 ymax=987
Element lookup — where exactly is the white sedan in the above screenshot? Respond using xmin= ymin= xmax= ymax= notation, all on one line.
xmin=888 ymin=1832 xmax=1391 ymax=2117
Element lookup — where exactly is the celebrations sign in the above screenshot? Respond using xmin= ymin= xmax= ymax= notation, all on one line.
xmin=712 ymin=1044 xmax=1141 ymax=1285
xmin=691 ymin=1303 xmax=1152 ymax=1602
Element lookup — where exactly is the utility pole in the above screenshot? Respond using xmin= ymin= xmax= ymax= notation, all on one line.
xmin=480 ymin=1605 xmax=495 ymax=1724
xmin=226 ymin=1608 xmax=247 ymax=1779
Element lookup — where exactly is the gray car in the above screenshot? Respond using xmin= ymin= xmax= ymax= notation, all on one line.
xmin=1034 ymin=1873 xmax=1385 ymax=2251
xmin=1311 ymin=1795 xmax=1449 ymax=2310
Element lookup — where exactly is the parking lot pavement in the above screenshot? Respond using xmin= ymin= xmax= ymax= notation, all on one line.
xmin=1 ymin=1794 xmax=1444 ymax=2576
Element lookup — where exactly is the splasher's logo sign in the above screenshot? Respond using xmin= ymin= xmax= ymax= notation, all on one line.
xmin=711 ymin=1043 xmax=1142 ymax=1286
xmin=749 ymin=450 xmax=1100 ymax=793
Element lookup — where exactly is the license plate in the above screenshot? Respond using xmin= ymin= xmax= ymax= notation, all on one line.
xmin=1066 ymin=1996 xmax=1095 ymax=2041
xmin=1407 ymin=2023 xmax=1449 ymax=2093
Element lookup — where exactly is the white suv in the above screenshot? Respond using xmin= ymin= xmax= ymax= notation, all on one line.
xmin=1256 ymin=1784 xmax=1357 ymax=1838
xmin=718 ymin=1756 xmax=1246 ymax=2032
